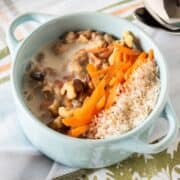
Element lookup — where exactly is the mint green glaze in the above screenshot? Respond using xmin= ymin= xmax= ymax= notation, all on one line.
xmin=6 ymin=12 xmax=179 ymax=168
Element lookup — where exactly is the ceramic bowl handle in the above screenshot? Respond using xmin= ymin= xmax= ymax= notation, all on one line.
xmin=6 ymin=12 xmax=54 ymax=55
xmin=123 ymin=101 xmax=179 ymax=154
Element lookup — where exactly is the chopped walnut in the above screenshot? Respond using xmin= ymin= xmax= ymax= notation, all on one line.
xmin=53 ymin=86 xmax=61 ymax=99
xmin=104 ymin=34 xmax=114 ymax=44
xmin=62 ymin=98 xmax=73 ymax=108
xmin=74 ymin=49 xmax=89 ymax=66
xmin=65 ymin=32 xmax=78 ymax=43
xmin=79 ymin=30 xmax=92 ymax=40
xmin=42 ymin=81 xmax=53 ymax=93
xmin=52 ymin=41 xmax=69 ymax=55
xmin=71 ymin=99 xmax=82 ymax=107
xmin=88 ymin=53 xmax=103 ymax=68
xmin=122 ymin=31 xmax=135 ymax=48
xmin=49 ymin=116 xmax=63 ymax=130
xmin=60 ymin=81 xmax=77 ymax=100
xmin=77 ymin=34 xmax=89 ymax=43
xmin=94 ymin=34 xmax=107 ymax=47
xmin=58 ymin=106 xmax=73 ymax=118
xmin=70 ymin=61 xmax=82 ymax=74
xmin=69 ymin=49 xmax=89 ymax=77
xmin=48 ymin=99 xmax=60 ymax=116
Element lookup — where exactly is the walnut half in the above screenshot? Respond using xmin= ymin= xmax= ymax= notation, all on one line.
xmin=58 ymin=106 xmax=73 ymax=118
xmin=122 ymin=31 xmax=135 ymax=48
xmin=60 ymin=81 xmax=77 ymax=100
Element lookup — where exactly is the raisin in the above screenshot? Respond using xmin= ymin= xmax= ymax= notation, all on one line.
xmin=30 ymin=71 xmax=45 ymax=81
xmin=73 ymin=79 xmax=85 ymax=94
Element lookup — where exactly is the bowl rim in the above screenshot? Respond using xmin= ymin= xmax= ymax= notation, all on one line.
xmin=11 ymin=12 xmax=168 ymax=144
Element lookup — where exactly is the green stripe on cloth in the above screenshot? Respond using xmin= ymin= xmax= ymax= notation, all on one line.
xmin=97 ymin=0 xmax=132 ymax=12
xmin=53 ymin=169 xmax=94 ymax=180
xmin=125 ymin=15 xmax=134 ymax=21
xmin=0 ymin=75 xmax=10 ymax=85
xmin=0 ymin=47 xmax=10 ymax=60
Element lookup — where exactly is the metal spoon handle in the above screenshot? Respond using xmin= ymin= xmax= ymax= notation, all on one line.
xmin=176 ymin=0 xmax=180 ymax=6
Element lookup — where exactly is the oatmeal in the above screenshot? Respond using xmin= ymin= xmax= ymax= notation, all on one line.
xmin=22 ymin=30 xmax=160 ymax=139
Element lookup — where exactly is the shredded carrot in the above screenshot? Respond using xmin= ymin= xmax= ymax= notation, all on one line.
xmin=86 ymin=63 xmax=96 ymax=73
xmin=105 ymin=85 xmax=118 ymax=109
xmin=96 ymin=95 xmax=106 ymax=112
xmin=121 ymin=61 xmax=132 ymax=72
xmin=62 ymin=116 xmax=76 ymax=127
xmin=86 ymin=64 xmax=115 ymax=87
xmin=148 ymin=49 xmax=154 ymax=60
xmin=123 ymin=53 xmax=128 ymax=62
xmin=114 ymin=49 xmax=123 ymax=66
xmin=68 ymin=125 xmax=89 ymax=137
xmin=109 ymin=77 xmax=116 ymax=86
xmin=86 ymin=64 xmax=100 ymax=87
xmin=124 ymin=52 xmax=147 ymax=80
xmin=90 ymin=66 xmax=114 ymax=78
xmin=114 ymin=43 xmax=140 ymax=56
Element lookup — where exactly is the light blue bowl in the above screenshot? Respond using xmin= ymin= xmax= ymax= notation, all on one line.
xmin=6 ymin=12 xmax=179 ymax=168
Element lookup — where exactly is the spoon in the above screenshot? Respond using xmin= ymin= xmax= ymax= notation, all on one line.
xmin=134 ymin=7 xmax=180 ymax=32
xmin=145 ymin=6 xmax=180 ymax=31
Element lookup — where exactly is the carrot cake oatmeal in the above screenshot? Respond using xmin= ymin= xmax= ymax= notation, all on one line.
xmin=22 ymin=30 xmax=160 ymax=139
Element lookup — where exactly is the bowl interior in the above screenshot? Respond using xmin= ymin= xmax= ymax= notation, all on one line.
xmin=12 ymin=12 xmax=168 ymax=141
